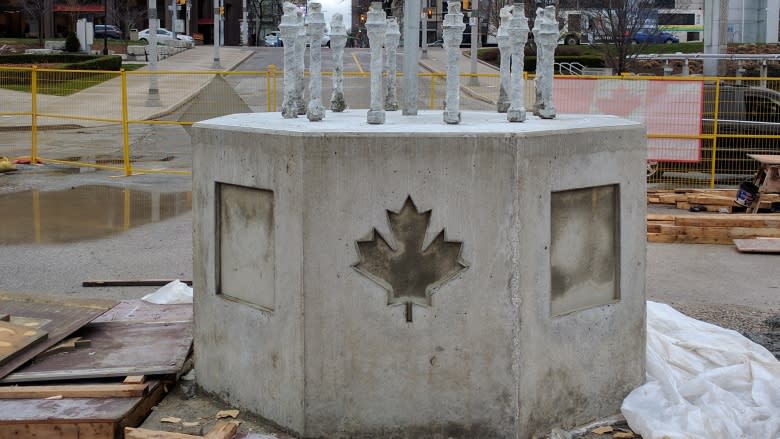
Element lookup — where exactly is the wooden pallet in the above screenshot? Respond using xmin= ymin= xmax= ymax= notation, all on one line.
xmin=0 ymin=378 xmax=170 ymax=439
xmin=647 ymin=213 xmax=780 ymax=244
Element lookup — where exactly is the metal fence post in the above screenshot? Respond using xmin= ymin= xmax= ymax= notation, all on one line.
xmin=266 ymin=69 xmax=272 ymax=112
xmin=709 ymin=80 xmax=721 ymax=189
xmin=429 ymin=74 xmax=436 ymax=110
xmin=31 ymin=65 xmax=38 ymax=164
xmin=121 ymin=69 xmax=133 ymax=176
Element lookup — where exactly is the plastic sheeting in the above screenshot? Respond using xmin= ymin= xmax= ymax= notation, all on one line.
xmin=142 ymin=279 xmax=193 ymax=304
xmin=622 ymin=302 xmax=780 ymax=439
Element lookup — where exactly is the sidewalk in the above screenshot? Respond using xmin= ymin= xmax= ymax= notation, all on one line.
xmin=0 ymin=45 xmax=254 ymax=129
xmin=418 ymin=46 xmax=501 ymax=107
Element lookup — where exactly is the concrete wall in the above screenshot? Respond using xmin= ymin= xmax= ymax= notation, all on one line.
xmin=192 ymin=111 xmax=647 ymax=438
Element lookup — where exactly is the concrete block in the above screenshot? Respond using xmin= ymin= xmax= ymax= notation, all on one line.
xmin=44 ymin=40 xmax=66 ymax=50
xmin=192 ymin=111 xmax=647 ymax=439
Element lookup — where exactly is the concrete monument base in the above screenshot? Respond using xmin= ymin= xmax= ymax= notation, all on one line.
xmin=192 ymin=110 xmax=647 ymax=439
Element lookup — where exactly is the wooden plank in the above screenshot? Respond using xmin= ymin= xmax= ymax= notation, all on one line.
xmin=118 ymin=381 xmax=170 ymax=432
xmin=123 ymin=376 xmax=146 ymax=385
xmin=82 ymin=280 xmax=192 ymax=288
xmin=0 ymin=383 xmax=148 ymax=399
xmin=673 ymin=214 xmax=780 ymax=228
xmin=123 ymin=427 xmax=201 ymax=439
xmin=686 ymin=194 xmax=736 ymax=206
xmin=647 ymin=214 xmax=678 ymax=222
xmin=0 ymin=422 xmax=115 ymax=439
xmin=647 ymin=233 xmax=679 ymax=243
xmin=203 ymin=421 xmax=240 ymax=439
xmin=92 ymin=301 xmax=192 ymax=324
xmin=734 ymin=238 xmax=780 ymax=253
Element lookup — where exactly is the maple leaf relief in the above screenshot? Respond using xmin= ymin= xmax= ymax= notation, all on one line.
xmin=353 ymin=196 xmax=468 ymax=321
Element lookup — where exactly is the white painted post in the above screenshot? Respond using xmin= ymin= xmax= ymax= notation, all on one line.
xmin=384 ymin=17 xmax=401 ymax=111
xmin=496 ymin=5 xmax=512 ymax=113
xmin=506 ymin=1 xmax=528 ymax=123
xmin=366 ymin=2 xmax=387 ymax=124
xmin=442 ymin=1 xmax=465 ymax=124
xmin=294 ymin=11 xmax=306 ymax=115
xmin=306 ymin=2 xmax=326 ymax=121
xmin=330 ymin=13 xmax=348 ymax=112
xmin=532 ymin=5 xmax=556 ymax=119
xmin=280 ymin=2 xmax=301 ymax=118
xmin=402 ymin=0 xmax=420 ymax=115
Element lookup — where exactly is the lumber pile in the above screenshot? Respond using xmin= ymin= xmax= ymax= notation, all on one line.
xmin=648 ymin=213 xmax=780 ymax=244
xmin=648 ymin=189 xmax=780 ymax=213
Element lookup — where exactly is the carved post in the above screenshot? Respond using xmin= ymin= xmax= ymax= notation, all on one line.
xmin=366 ymin=2 xmax=387 ymax=124
xmin=496 ymin=5 xmax=513 ymax=113
xmin=442 ymin=1 xmax=466 ymax=124
xmin=330 ymin=13 xmax=348 ymax=112
xmin=279 ymin=2 xmax=301 ymax=118
xmin=506 ymin=2 xmax=529 ymax=123
xmin=384 ymin=17 xmax=401 ymax=111
xmin=532 ymin=5 xmax=557 ymax=119
xmin=306 ymin=2 xmax=326 ymax=121
xmin=294 ymin=11 xmax=306 ymax=115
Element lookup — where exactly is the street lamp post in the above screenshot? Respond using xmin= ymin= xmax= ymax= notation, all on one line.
xmin=212 ymin=0 xmax=221 ymax=68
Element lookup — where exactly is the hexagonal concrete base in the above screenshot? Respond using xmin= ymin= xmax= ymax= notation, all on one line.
xmin=192 ymin=110 xmax=647 ymax=439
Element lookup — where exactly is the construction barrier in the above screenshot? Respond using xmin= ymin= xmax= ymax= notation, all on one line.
xmin=1 ymin=65 xmax=778 ymax=187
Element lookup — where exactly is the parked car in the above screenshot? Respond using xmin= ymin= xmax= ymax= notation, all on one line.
xmin=94 ymin=24 xmax=122 ymax=39
xmin=264 ymin=31 xmax=281 ymax=47
xmin=631 ymin=29 xmax=679 ymax=44
xmin=138 ymin=28 xmax=194 ymax=44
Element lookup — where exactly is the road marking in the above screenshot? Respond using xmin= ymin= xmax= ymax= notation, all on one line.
xmin=352 ymin=52 xmax=365 ymax=74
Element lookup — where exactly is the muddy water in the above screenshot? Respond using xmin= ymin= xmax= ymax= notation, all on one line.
xmin=0 ymin=185 xmax=191 ymax=244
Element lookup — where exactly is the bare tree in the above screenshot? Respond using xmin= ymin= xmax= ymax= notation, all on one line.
xmin=22 ymin=0 xmax=48 ymax=44
xmin=586 ymin=0 xmax=657 ymax=74
xmin=107 ymin=1 xmax=147 ymax=48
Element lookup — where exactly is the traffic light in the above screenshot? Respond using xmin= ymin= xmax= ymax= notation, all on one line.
xmin=427 ymin=7 xmax=432 ymax=18
xmin=176 ymin=0 xmax=185 ymax=5
xmin=462 ymin=0 xmax=470 ymax=10
xmin=219 ymin=6 xmax=224 ymax=15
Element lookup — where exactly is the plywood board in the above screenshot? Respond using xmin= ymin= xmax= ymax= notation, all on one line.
xmin=1 ymin=321 xmax=191 ymax=383
xmin=92 ymin=300 xmax=192 ymax=324
xmin=0 ymin=321 xmax=48 ymax=366
xmin=0 ymin=292 xmax=117 ymax=380
xmin=734 ymin=238 xmax=780 ymax=253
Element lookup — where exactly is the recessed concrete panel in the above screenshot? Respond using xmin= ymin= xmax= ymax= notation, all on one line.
xmin=550 ymin=185 xmax=619 ymax=316
xmin=192 ymin=111 xmax=647 ymax=439
xmin=217 ymin=183 xmax=275 ymax=311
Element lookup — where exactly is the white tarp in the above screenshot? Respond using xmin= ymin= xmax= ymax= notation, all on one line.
xmin=142 ymin=279 xmax=193 ymax=304
xmin=622 ymin=302 xmax=780 ymax=439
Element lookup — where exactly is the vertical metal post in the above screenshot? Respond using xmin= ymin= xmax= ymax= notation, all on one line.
xmin=709 ymin=81 xmax=721 ymax=189
xmin=468 ymin=0 xmax=479 ymax=86
xmin=30 ymin=66 xmax=38 ymax=164
xmin=212 ymin=0 xmax=221 ymax=68
xmin=420 ymin=7 xmax=427 ymax=59
xmin=266 ymin=69 xmax=272 ymax=111
xmin=146 ymin=0 xmax=161 ymax=106
xmin=121 ymin=69 xmax=132 ymax=176
xmin=402 ymin=0 xmax=421 ymax=115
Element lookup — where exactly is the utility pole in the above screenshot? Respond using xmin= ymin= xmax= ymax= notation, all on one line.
xmin=212 ymin=0 xmax=221 ymax=68
xmin=146 ymin=0 xmax=161 ymax=106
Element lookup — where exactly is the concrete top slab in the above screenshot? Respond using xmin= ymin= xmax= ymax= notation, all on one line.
xmin=194 ymin=110 xmax=642 ymax=137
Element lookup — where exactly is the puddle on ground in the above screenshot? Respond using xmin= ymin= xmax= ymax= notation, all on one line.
xmin=0 ymin=185 xmax=191 ymax=245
